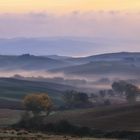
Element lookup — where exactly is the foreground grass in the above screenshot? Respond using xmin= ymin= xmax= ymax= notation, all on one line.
xmin=46 ymin=104 xmax=140 ymax=131
xmin=0 ymin=109 xmax=22 ymax=127
xmin=1 ymin=103 xmax=140 ymax=130
xmin=0 ymin=131 xmax=118 ymax=140
xmin=1 ymin=105 xmax=140 ymax=139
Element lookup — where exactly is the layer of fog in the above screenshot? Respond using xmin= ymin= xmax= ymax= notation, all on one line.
xmin=0 ymin=70 xmax=139 ymax=92
xmin=0 ymin=70 xmax=65 ymax=79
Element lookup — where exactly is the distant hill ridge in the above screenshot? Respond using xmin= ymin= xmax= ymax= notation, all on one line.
xmin=0 ymin=52 xmax=140 ymax=76
xmin=50 ymin=52 xmax=140 ymax=76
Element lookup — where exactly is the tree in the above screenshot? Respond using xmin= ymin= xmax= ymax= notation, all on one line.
xmin=99 ymin=90 xmax=106 ymax=98
xmin=125 ymin=84 xmax=139 ymax=104
xmin=112 ymin=81 xmax=140 ymax=103
xmin=107 ymin=89 xmax=114 ymax=97
xmin=74 ymin=92 xmax=89 ymax=107
xmin=112 ymin=81 xmax=127 ymax=96
xmin=63 ymin=90 xmax=76 ymax=108
xmin=23 ymin=93 xmax=53 ymax=117
xmin=63 ymin=90 xmax=91 ymax=108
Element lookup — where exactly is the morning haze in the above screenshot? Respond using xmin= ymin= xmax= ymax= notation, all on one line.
xmin=0 ymin=0 xmax=139 ymax=140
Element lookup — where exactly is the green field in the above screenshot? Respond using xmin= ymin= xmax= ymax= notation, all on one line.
xmin=0 ymin=109 xmax=22 ymax=127
xmin=0 ymin=78 xmax=74 ymax=107
xmin=45 ymin=103 xmax=140 ymax=131
xmin=1 ymin=103 xmax=140 ymax=132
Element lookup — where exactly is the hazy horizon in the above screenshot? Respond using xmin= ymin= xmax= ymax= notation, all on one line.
xmin=0 ymin=0 xmax=139 ymax=56
xmin=0 ymin=36 xmax=139 ymax=57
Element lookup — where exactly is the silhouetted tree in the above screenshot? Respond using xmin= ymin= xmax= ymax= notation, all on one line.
xmin=63 ymin=90 xmax=76 ymax=108
xmin=112 ymin=81 xmax=140 ymax=103
xmin=107 ymin=89 xmax=114 ymax=97
xmin=125 ymin=84 xmax=139 ymax=104
xmin=99 ymin=90 xmax=106 ymax=98
xmin=112 ymin=81 xmax=127 ymax=95
xmin=63 ymin=90 xmax=91 ymax=108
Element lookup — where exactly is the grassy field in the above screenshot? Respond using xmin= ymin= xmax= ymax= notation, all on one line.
xmin=0 ymin=129 xmax=118 ymax=140
xmin=0 ymin=109 xmax=22 ymax=127
xmin=45 ymin=103 xmax=140 ymax=131
xmin=0 ymin=78 xmax=75 ymax=107
xmin=0 ymin=105 xmax=140 ymax=139
xmin=1 ymin=103 xmax=140 ymax=132
xmin=0 ymin=109 xmax=120 ymax=140
xmin=0 ymin=133 xmax=117 ymax=140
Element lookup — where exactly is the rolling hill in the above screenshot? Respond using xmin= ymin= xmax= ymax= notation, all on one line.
xmin=0 ymin=54 xmax=73 ymax=71
xmin=67 ymin=52 xmax=140 ymax=62
xmin=0 ymin=52 xmax=140 ymax=105
xmin=0 ymin=78 xmax=75 ymax=107
xmin=46 ymin=103 xmax=140 ymax=131
xmin=50 ymin=52 xmax=140 ymax=77
xmin=52 ymin=61 xmax=140 ymax=76
xmin=0 ymin=52 xmax=140 ymax=74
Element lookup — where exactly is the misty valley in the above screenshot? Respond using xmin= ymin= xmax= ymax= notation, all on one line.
xmin=0 ymin=0 xmax=139 ymax=139
xmin=0 ymin=52 xmax=139 ymax=139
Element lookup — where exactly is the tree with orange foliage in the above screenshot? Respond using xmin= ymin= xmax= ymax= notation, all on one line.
xmin=23 ymin=93 xmax=53 ymax=117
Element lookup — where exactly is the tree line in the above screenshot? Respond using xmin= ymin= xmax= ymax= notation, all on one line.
xmin=21 ymin=80 xmax=140 ymax=117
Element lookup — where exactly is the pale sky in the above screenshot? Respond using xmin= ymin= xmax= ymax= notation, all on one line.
xmin=0 ymin=0 xmax=139 ymax=13
xmin=0 ymin=0 xmax=139 ymax=55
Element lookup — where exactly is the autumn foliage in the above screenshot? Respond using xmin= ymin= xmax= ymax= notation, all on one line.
xmin=23 ymin=93 xmax=53 ymax=116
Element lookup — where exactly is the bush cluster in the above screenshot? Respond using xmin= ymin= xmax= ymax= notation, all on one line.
xmin=14 ymin=119 xmax=140 ymax=139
